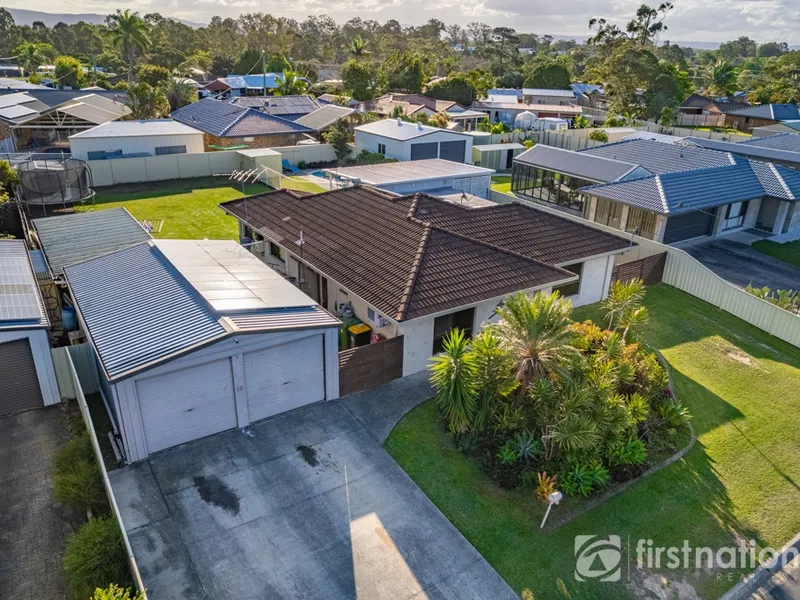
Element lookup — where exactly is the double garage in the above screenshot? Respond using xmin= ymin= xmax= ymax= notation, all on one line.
xmin=107 ymin=329 xmax=337 ymax=462
xmin=410 ymin=139 xmax=467 ymax=163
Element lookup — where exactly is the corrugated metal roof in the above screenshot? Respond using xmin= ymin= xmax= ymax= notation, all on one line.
xmin=354 ymin=119 xmax=471 ymax=141
xmin=0 ymin=240 xmax=49 ymax=330
xmin=64 ymin=239 xmax=335 ymax=381
xmin=522 ymin=88 xmax=575 ymax=97
xmin=515 ymin=145 xmax=641 ymax=182
xmin=33 ymin=208 xmax=152 ymax=277
xmin=684 ymin=136 xmax=800 ymax=165
xmin=171 ymin=98 xmax=313 ymax=138
xmin=295 ymin=105 xmax=354 ymax=130
xmin=70 ymin=119 xmax=203 ymax=138
xmin=0 ymin=89 xmax=126 ymax=108
xmin=323 ymin=158 xmax=494 ymax=186
xmin=579 ymin=139 xmax=734 ymax=173
xmin=471 ymin=101 xmax=582 ymax=114
xmin=473 ymin=143 xmax=525 ymax=152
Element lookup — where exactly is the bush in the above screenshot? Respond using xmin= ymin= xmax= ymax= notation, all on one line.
xmin=64 ymin=517 xmax=132 ymax=600
xmin=53 ymin=433 xmax=108 ymax=516
xmin=350 ymin=150 xmax=398 ymax=166
xmin=91 ymin=584 xmax=144 ymax=600
xmin=589 ymin=129 xmax=610 ymax=143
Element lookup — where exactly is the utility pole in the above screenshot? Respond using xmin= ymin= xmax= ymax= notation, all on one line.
xmin=262 ymin=50 xmax=267 ymax=97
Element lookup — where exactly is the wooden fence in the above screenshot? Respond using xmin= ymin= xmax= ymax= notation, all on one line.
xmin=488 ymin=190 xmax=800 ymax=348
xmin=611 ymin=252 xmax=667 ymax=286
xmin=339 ymin=336 xmax=404 ymax=397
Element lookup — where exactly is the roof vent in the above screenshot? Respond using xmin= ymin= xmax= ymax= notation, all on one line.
xmin=417 ymin=121 xmax=424 ymax=131
xmin=397 ymin=117 xmax=402 ymax=126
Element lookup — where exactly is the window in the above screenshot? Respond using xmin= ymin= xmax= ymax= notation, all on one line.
xmin=367 ymin=307 xmax=377 ymax=323
xmin=625 ymin=206 xmax=658 ymax=240
xmin=723 ymin=201 xmax=749 ymax=231
xmin=87 ymin=150 xmax=108 ymax=160
xmin=378 ymin=143 xmax=386 ymax=155
xmin=432 ymin=308 xmax=475 ymax=354
xmin=269 ymin=242 xmax=283 ymax=259
xmin=553 ymin=263 xmax=583 ymax=297
xmin=154 ymin=145 xmax=187 ymax=156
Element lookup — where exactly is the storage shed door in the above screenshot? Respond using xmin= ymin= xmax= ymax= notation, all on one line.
xmin=0 ymin=339 xmax=43 ymax=416
xmin=136 ymin=358 xmax=237 ymax=454
xmin=663 ymin=210 xmax=715 ymax=244
xmin=410 ymin=142 xmax=438 ymax=161
xmin=244 ymin=334 xmax=325 ymax=423
xmin=439 ymin=140 xmax=466 ymax=163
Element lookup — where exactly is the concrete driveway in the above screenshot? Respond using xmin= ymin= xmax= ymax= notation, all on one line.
xmin=684 ymin=238 xmax=800 ymax=291
xmin=109 ymin=374 xmax=518 ymax=600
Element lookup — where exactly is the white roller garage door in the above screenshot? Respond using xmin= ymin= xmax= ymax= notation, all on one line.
xmin=244 ymin=334 xmax=325 ymax=423
xmin=136 ymin=358 xmax=238 ymax=454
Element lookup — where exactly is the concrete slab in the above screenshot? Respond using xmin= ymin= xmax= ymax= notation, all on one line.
xmin=107 ymin=461 xmax=168 ymax=531
xmin=110 ymin=376 xmax=517 ymax=600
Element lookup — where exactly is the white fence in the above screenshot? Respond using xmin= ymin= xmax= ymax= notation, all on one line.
xmin=60 ymin=349 xmax=146 ymax=597
xmin=488 ymin=189 xmax=800 ymax=348
xmin=677 ymin=113 xmax=727 ymax=128
xmin=269 ymin=143 xmax=344 ymax=166
xmin=88 ymin=151 xmax=240 ymax=187
xmin=51 ymin=344 xmax=100 ymax=400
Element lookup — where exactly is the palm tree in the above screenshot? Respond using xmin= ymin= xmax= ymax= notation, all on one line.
xmin=601 ymin=279 xmax=647 ymax=339
xmin=106 ymin=10 xmax=150 ymax=84
xmin=430 ymin=329 xmax=477 ymax=433
xmin=124 ymin=82 xmax=170 ymax=120
xmin=492 ymin=291 xmax=582 ymax=405
xmin=275 ymin=70 xmax=308 ymax=96
xmin=164 ymin=80 xmax=196 ymax=112
xmin=14 ymin=43 xmax=45 ymax=78
xmin=705 ymin=59 xmax=737 ymax=97
xmin=349 ymin=36 xmax=370 ymax=59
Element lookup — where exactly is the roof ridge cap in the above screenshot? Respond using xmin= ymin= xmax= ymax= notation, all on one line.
xmin=769 ymin=162 xmax=795 ymax=200
xmin=221 ymin=103 xmax=249 ymax=136
xmin=395 ymin=224 xmax=431 ymax=321
xmin=655 ymin=174 xmax=668 ymax=213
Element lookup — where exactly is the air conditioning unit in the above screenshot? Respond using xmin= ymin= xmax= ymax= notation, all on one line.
xmin=253 ymin=241 xmax=264 ymax=253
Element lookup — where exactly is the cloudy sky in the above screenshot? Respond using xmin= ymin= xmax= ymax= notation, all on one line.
xmin=7 ymin=0 xmax=800 ymax=44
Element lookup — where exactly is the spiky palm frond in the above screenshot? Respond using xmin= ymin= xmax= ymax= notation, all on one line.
xmin=430 ymin=329 xmax=477 ymax=433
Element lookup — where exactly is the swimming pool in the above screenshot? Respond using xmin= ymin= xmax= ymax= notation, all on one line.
xmin=311 ymin=170 xmax=327 ymax=178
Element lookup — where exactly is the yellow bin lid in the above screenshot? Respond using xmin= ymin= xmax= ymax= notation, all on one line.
xmin=348 ymin=323 xmax=371 ymax=335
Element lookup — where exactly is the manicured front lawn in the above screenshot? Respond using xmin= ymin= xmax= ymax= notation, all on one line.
xmin=491 ymin=175 xmax=512 ymax=193
xmin=81 ymin=177 xmax=268 ymax=239
xmin=752 ymin=239 xmax=800 ymax=268
xmin=385 ymin=284 xmax=800 ymax=599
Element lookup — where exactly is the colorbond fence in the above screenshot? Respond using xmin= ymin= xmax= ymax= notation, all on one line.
xmin=87 ymin=151 xmax=240 ymax=187
xmin=488 ymin=189 xmax=800 ymax=348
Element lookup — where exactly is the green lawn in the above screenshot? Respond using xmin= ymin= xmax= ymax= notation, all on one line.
xmin=491 ymin=175 xmax=512 ymax=193
xmin=385 ymin=285 xmax=800 ymax=599
xmin=284 ymin=176 xmax=327 ymax=194
xmin=81 ymin=177 xmax=269 ymax=239
xmin=752 ymin=239 xmax=800 ymax=269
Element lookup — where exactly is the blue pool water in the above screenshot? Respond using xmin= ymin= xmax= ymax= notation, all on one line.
xmin=311 ymin=170 xmax=327 ymax=178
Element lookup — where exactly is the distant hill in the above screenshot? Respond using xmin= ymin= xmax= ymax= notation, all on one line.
xmin=3 ymin=7 xmax=203 ymax=28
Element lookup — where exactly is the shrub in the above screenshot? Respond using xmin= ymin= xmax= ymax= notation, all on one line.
xmin=91 ymin=584 xmax=144 ymax=600
xmin=53 ymin=433 xmax=108 ymax=516
xmin=535 ymin=472 xmax=559 ymax=504
xmin=589 ymin=129 xmax=610 ymax=143
xmin=64 ymin=517 xmax=131 ymax=600
xmin=350 ymin=150 xmax=398 ymax=165
xmin=606 ymin=436 xmax=647 ymax=467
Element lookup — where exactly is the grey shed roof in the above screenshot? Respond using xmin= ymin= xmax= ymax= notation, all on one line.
xmin=294 ymin=104 xmax=355 ymax=130
xmin=726 ymin=104 xmax=800 ymax=121
xmin=739 ymin=132 xmax=800 ymax=152
xmin=0 ymin=240 xmax=48 ymax=330
xmin=684 ymin=136 xmax=800 ymax=166
xmin=64 ymin=239 xmax=339 ymax=381
xmin=354 ymin=118 xmax=470 ymax=141
xmin=581 ymin=160 xmax=800 ymax=214
xmin=33 ymin=208 xmax=152 ymax=277
xmin=473 ymin=143 xmax=525 ymax=152
xmin=515 ymin=144 xmax=642 ymax=183
xmin=323 ymin=158 xmax=494 ymax=186
xmin=579 ymin=139 xmax=735 ymax=174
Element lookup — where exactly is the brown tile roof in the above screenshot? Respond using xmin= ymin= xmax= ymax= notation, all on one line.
xmin=221 ymin=187 xmax=630 ymax=321
xmin=357 ymin=94 xmax=460 ymax=116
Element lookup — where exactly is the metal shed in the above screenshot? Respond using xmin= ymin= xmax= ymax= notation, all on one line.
xmin=64 ymin=239 xmax=341 ymax=462
xmin=0 ymin=240 xmax=60 ymax=416
xmin=472 ymin=143 xmax=526 ymax=172
xmin=69 ymin=120 xmax=205 ymax=161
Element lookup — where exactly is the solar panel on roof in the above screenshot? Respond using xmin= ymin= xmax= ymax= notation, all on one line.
xmin=0 ymin=255 xmax=43 ymax=322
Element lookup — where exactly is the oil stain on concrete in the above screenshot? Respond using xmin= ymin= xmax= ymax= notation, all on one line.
xmin=193 ymin=475 xmax=240 ymax=515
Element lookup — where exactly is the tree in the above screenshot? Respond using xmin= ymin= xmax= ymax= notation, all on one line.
xmin=0 ymin=8 xmax=18 ymax=57
xmin=14 ymin=43 xmax=46 ymax=77
xmin=426 ymin=74 xmax=478 ymax=106
xmin=492 ymin=291 xmax=582 ymax=405
xmin=572 ymin=114 xmax=592 ymax=129
xmin=322 ymin=118 xmax=351 ymax=164
xmin=758 ymin=42 xmax=788 ymax=59
xmin=705 ymin=59 xmax=737 ymax=97
xmin=625 ymin=3 xmax=673 ymax=46
xmin=381 ymin=51 xmax=426 ymax=93
xmin=601 ymin=279 xmax=648 ymax=340
xmin=430 ymin=329 xmax=477 ymax=433
xmin=124 ymin=82 xmax=170 ymax=119
xmin=341 ymin=59 xmax=376 ymax=101
xmin=136 ymin=64 xmax=171 ymax=87
xmin=718 ymin=36 xmax=757 ymax=62
xmin=107 ymin=10 xmax=150 ymax=84
xmin=349 ymin=35 xmax=370 ymax=59
xmin=429 ymin=112 xmax=450 ymax=128
xmin=275 ymin=70 xmax=308 ymax=95
xmin=589 ymin=129 xmax=609 ymax=142
xmin=659 ymin=105 xmax=677 ymax=126
xmin=524 ymin=63 xmax=571 ymax=89
xmin=164 ymin=80 xmax=196 ymax=111
xmin=54 ymin=56 xmax=85 ymax=89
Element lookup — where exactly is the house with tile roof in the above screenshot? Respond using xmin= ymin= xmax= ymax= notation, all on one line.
xmin=684 ymin=133 xmax=800 ymax=170
xmin=355 ymin=93 xmax=461 ymax=119
xmin=511 ymin=138 xmax=800 ymax=243
xmin=724 ymin=104 xmax=800 ymax=133
xmin=220 ymin=185 xmax=632 ymax=375
xmin=171 ymin=97 xmax=314 ymax=150
xmin=230 ymin=95 xmax=322 ymax=120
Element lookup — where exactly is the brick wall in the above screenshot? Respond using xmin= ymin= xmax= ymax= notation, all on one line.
xmin=0 ymin=120 xmax=12 ymax=150
xmin=203 ymin=132 xmax=307 ymax=150
xmin=724 ymin=114 xmax=777 ymax=133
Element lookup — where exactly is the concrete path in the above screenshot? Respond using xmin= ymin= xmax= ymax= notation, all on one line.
xmin=751 ymin=554 xmax=800 ymax=599
xmin=684 ymin=238 xmax=800 ymax=290
xmin=0 ymin=407 xmax=72 ymax=600
xmin=109 ymin=374 xmax=517 ymax=600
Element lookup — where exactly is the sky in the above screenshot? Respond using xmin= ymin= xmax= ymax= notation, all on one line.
xmin=6 ymin=0 xmax=800 ymax=45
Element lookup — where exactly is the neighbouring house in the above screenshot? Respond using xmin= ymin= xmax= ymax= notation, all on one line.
xmin=322 ymin=158 xmax=495 ymax=198
xmin=444 ymin=109 xmax=486 ymax=132
xmin=751 ymin=121 xmax=800 ymax=137
xmin=620 ymin=131 xmax=685 ymax=145
xmin=0 ymin=92 xmax=48 ymax=151
xmin=571 ymin=83 xmax=607 ymax=110
xmin=231 ymin=95 xmax=322 ymax=120
xmin=724 ymin=104 xmax=800 ymax=133
xmin=64 ymin=239 xmax=340 ymax=463
xmin=294 ymin=104 xmax=356 ymax=133
xmin=32 ymin=208 xmax=152 ymax=281
xmin=0 ymin=76 xmax=48 ymax=89
xmin=68 ymin=120 xmax=205 ymax=160
xmin=472 ymin=143 xmax=526 ymax=172
xmin=317 ymin=93 xmax=358 ymax=108
xmin=171 ymin=97 xmax=314 ymax=150
xmin=679 ymin=93 xmax=750 ymax=126
xmin=355 ymin=93 xmax=461 ymax=119
xmin=521 ymin=88 xmax=576 ymax=106
xmin=470 ymin=99 xmax=582 ymax=126
xmin=684 ymin=133 xmax=800 ymax=170
xmin=0 ymin=239 xmax=60 ymax=416
xmin=354 ymin=118 xmax=474 ymax=163
xmin=220 ymin=186 xmax=632 ymax=376
xmin=205 ymin=73 xmax=285 ymax=97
